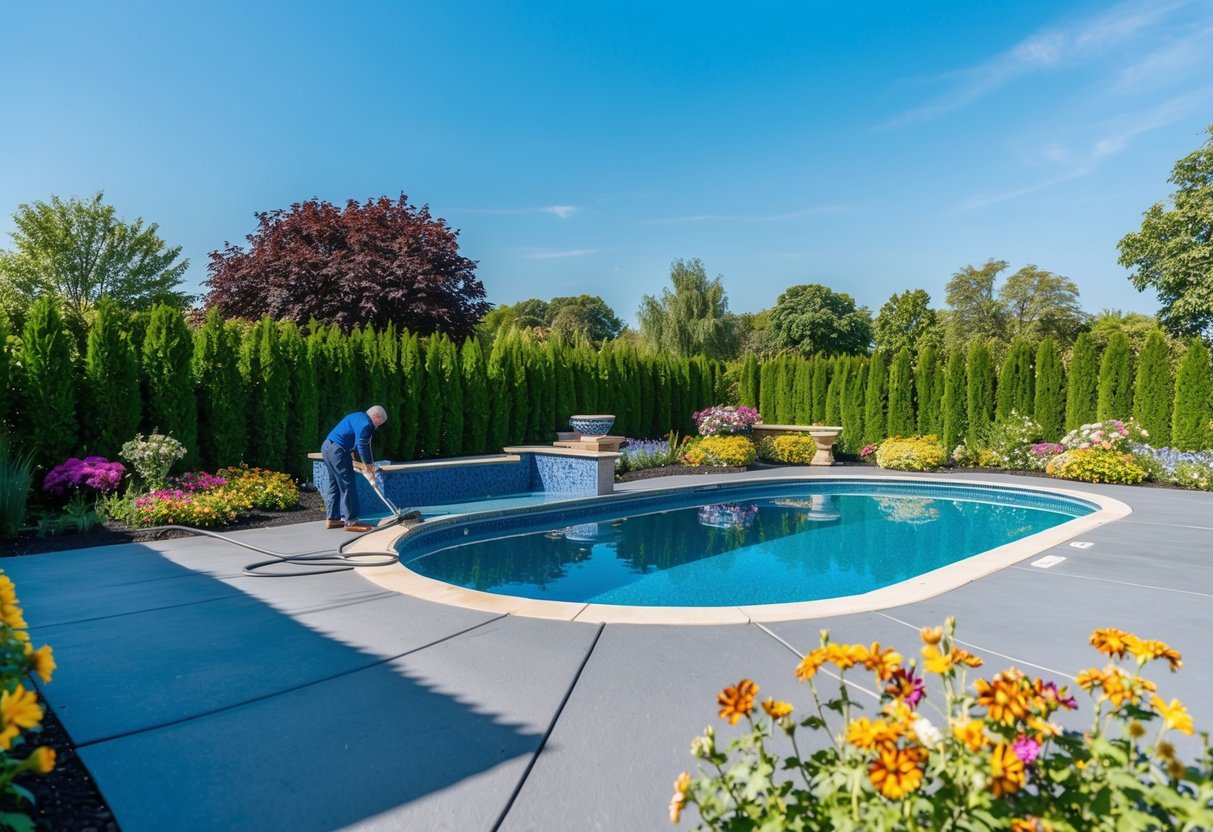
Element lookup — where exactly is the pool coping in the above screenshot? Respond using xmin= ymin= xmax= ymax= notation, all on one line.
xmin=347 ymin=473 xmax=1132 ymax=625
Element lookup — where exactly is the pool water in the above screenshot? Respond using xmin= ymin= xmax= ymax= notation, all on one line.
xmin=398 ymin=483 xmax=1092 ymax=607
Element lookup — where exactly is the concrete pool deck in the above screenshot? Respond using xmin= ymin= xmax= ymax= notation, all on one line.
xmin=7 ymin=467 xmax=1213 ymax=831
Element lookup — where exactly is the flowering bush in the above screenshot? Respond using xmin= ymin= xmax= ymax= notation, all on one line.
xmin=683 ymin=436 xmax=757 ymax=468
xmin=1060 ymin=419 xmax=1148 ymax=454
xmin=875 ymin=436 xmax=947 ymax=471
xmin=0 ymin=569 xmax=58 ymax=824
xmin=696 ymin=503 xmax=758 ymax=530
xmin=671 ymin=619 xmax=1212 ymax=830
xmin=1028 ymin=443 xmax=1065 ymax=470
xmin=978 ymin=412 xmax=1045 ymax=471
xmin=127 ymin=466 xmax=299 ymax=527
xmin=1046 ymin=448 xmax=1148 ymax=485
xmin=1130 ymin=444 xmax=1213 ymax=491
xmin=692 ymin=405 xmax=762 ymax=437
xmin=166 ymin=471 xmax=229 ymax=493
xmin=42 ymin=456 xmax=126 ymax=498
xmin=756 ymin=435 xmax=817 ymax=465
xmin=218 ymin=466 xmax=300 ymax=510
xmin=617 ymin=433 xmax=694 ymax=475
xmin=120 ymin=433 xmax=186 ymax=490
xmin=860 ymin=443 xmax=878 ymax=461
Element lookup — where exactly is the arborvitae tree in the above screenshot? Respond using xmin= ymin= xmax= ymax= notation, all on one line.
xmin=824 ymin=356 xmax=844 ymax=427
xmin=19 ymin=297 xmax=77 ymax=463
xmin=996 ymin=339 xmax=1035 ymax=420
xmin=85 ymin=301 xmax=142 ymax=458
xmin=778 ymin=356 xmax=797 ymax=423
xmin=793 ymin=358 xmax=812 ymax=424
xmin=437 ymin=335 xmax=464 ymax=457
xmin=863 ymin=351 xmax=888 ymax=444
xmin=280 ymin=322 xmax=318 ymax=477
xmin=572 ymin=347 xmax=598 ymax=415
xmin=461 ymin=337 xmax=490 ymax=454
xmin=739 ymin=354 xmax=760 ymax=408
xmin=193 ymin=310 xmax=245 ymax=469
xmin=651 ymin=357 xmax=672 ymax=435
xmin=840 ymin=358 xmax=866 ymax=453
xmin=915 ymin=345 xmax=939 ymax=435
xmin=759 ymin=359 xmax=778 ymax=421
xmin=810 ymin=356 xmax=830 ymax=423
xmin=0 ymin=312 xmax=10 ymax=434
xmin=240 ymin=317 xmax=288 ymax=471
xmin=523 ymin=339 xmax=550 ymax=443
xmin=1033 ymin=336 xmax=1065 ymax=441
xmin=965 ymin=341 xmax=995 ymax=446
xmin=941 ymin=349 xmax=967 ymax=451
xmin=418 ymin=336 xmax=444 ymax=457
xmin=375 ymin=324 xmax=402 ymax=458
xmin=1132 ymin=330 xmax=1172 ymax=447
xmin=507 ymin=334 xmax=531 ymax=444
xmin=930 ymin=357 xmax=945 ymax=435
xmin=1171 ymin=338 xmax=1212 ymax=450
xmin=886 ymin=346 xmax=915 ymax=437
xmin=397 ymin=330 xmax=422 ymax=459
xmin=635 ymin=354 xmax=655 ymax=437
xmin=1097 ymin=331 xmax=1134 ymax=420
xmin=142 ymin=303 xmax=196 ymax=466
xmin=1065 ymin=333 xmax=1099 ymax=430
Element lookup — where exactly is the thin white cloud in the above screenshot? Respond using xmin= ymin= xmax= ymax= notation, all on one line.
xmin=652 ymin=206 xmax=850 ymax=224
xmin=521 ymin=248 xmax=598 ymax=260
xmin=454 ymin=205 xmax=582 ymax=218
xmin=881 ymin=0 xmax=1190 ymax=129
xmin=1113 ymin=25 xmax=1213 ymax=93
xmin=540 ymin=205 xmax=579 ymax=219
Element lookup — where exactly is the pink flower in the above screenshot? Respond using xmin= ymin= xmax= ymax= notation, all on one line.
xmin=1012 ymin=734 xmax=1041 ymax=765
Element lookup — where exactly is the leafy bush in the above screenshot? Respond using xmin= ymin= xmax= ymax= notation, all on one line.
xmin=132 ymin=488 xmax=244 ymax=528
xmin=1060 ymin=419 xmax=1148 ymax=454
xmin=42 ymin=456 xmax=126 ymax=499
xmin=0 ymin=438 xmax=35 ymax=539
xmin=0 ymin=569 xmax=58 ymax=825
xmin=123 ymin=465 xmax=298 ymax=527
xmin=978 ymin=412 xmax=1044 ymax=470
xmin=671 ymin=619 xmax=1212 ymax=830
xmin=683 ymin=436 xmax=757 ymax=468
xmin=120 ymin=433 xmax=186 ymax=490
xmin=1046 ymin=448 xmax=1147 ymax=485
xmin=756 ymin=434 xmax=817 ymax=464
xmin=218 ymin=466 xmax=300 ymax=510
xmin=875 ymin=436 xmax=947 ymax=471
xmin=692 ymin=405 xmax=761 ymax=437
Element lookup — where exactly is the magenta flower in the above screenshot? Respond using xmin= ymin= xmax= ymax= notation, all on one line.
xmin=886 ymin=668 xmax=925 ymax=707
xmin=42 ymin=456 xmax=127 ymax=496
xmin=1012 ymin=734 xmax=1041 ymax=765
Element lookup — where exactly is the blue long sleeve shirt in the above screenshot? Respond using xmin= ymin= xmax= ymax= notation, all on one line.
xmin=326 ymin=411 xmax=375 ymax=464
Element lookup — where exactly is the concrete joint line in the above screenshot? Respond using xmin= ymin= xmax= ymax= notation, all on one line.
xmin=753 ymin=622 xmax=879 ymax=701
xmin=876 ymin=612 xmax=1073 ymax=680
xmin=1008 ymin=566 xmax=1213 ymax=599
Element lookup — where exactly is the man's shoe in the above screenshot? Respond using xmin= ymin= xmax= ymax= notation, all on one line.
xmin=399 ymin=510 xmax=422 ymax=522
xmin=344 ymin=523 xmax=373 ymax=533
xmin=325 ymin=520 xmax=343 ymax=529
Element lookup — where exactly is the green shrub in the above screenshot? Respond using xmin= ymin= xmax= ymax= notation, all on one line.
xmin=683 ymin=435 xmax=756 ymax=467
xmin=863 ymin=351 xmax=887 ymax=445
xmin=914 ymin=345 xmax=940 ymax=435
xmin=1172 ymin=338 xmax=1211 ymax=451
xmin=1032 ymin=336 xmax=1065 ymax=441
xmin=193 ymin=311 xmax=246 ymax=469
xmin=84 ymin=300 xmax=142 ymax=459
xmin=756 ymin=434 xmax=817 ymax=464
xmin=0 ymin=436 xmax=35 ymax=538
xmin=874 ymin=436 xmax=946 ymax=471
xmin=996 ymin=339 xmax=1034 ymax=421
xmin=1097 ymin=331 xmax=1134 ymax=420
xmin=940 ymin=349 xmax=966 ymax=452
xmin=977 ymin=412 xmax=1044 ymax=470
xmin=1132 ymin=329 xmax=1173 ymax=447
xmin=965 ymin=341 xmax=995 ymax=447
xmin=142 ymin=303 xmax=196 ymax=468
xmin=19 ymin=296 xmax=78 ymax=465
xmin=1065 ymin=332 xmax=1099 ymax=431
xmin=886 ymin=347 xmax=915 ymax=437
xmin=1046 ymin=448 xmax=1147 ymax=485
xmin=120 ymin=432 xmax=186 ymax=490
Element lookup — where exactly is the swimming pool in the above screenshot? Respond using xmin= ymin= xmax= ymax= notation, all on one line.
xmin=388 ymin=479 xmax=1105 ymax=613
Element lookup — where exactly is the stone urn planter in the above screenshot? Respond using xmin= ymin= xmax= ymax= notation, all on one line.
xmin=568 ymin=414 xmax=616 ymax=436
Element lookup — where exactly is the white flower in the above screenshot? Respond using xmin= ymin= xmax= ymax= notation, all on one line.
xmin=912 ymin=717 xmax=942 ymax=749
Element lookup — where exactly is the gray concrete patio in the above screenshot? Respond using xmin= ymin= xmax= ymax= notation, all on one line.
xmin=9 ymin=468 xmax=1212 ymax=831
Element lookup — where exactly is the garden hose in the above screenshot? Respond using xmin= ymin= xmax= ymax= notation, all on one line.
xmin=152 ymin=471 xmax=419 ymax=577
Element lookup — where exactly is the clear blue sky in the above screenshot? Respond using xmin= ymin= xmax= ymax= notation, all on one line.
xmin=2 ymin=0 xmax=1211 ymax=327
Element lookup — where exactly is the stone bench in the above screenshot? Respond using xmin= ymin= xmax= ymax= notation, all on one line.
xmin=750 ymin=424 xmax=843 ymax=466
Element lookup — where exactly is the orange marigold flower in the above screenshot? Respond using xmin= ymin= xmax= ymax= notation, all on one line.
xmin=669 ymin=771 xmax=691 ymax=824
xmin=827 ymin=642 xmax=868 ymax=671
xmin=717 ymin=679 xmax=758 ymax=725
xmin=952 ymin=647 xmax=984 ymax=668
xmin=862 ymin=643 xmax=903 ymax=680
xmin=1130 ymin=639 xmax=1183 ymax=672
xmin=919 ymin=626 xmax=944 ymax=645
xmin=846 ymin=717 xmax=903 ymax=751
xmin=1101 ymin=669 xmax=1155 ymax=708
xmin=1010 ymin=817 xmax=1051 ymax=832
xmin=1151 ymin=695 xmax=1194 ymax=736
xmin=1090 ymin=628 xmax=1138 ymax=659
xmin=795 ymin=648 xmax=828 ymax=681
xmin=1075 ymin=667 xmax=1105 ymax=691
xmin=952 ymin=718 xmax=988 ymax=752
xmin=25 ymin=746 xmax=55 ymax=774
xmin=761 ymin=698 xmax=794 ymax=719
xmin=989 ymin=741 xmax=1026 ymax=797
xmin=975 ymin=674 xmax=1032 ymax=725
xmin=867 ymin=744 xmax=927 ymax=800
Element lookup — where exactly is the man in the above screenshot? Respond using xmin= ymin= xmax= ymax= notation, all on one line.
xmin=321 ymin=405 xmax=387 ymax=532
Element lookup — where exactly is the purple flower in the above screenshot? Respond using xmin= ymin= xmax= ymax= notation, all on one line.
xmin=1012 ymin=734 xmax=1041 ymax=765
xmin=42 ymin=456 xmax=127 ymax=496
xmin=886 ymin=668 xmax=925 ymax=707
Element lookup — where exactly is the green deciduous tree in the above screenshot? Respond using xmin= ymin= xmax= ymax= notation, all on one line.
xmin=1133 ymin=329 xmax=1173 ymax=447
xmin=872 ymin=290 xmax=942 ymax=356
xmin=1033 ymin=336 xmax=1065 ymax=441
xmin=1097 ymin=332 xmax=1134 ymax=420
xmin=768 ymin=284 xmax=873 ymax=356
xmin=1118 ymin=124 xmax=1213 ymax=339
xmin=19 ymin=297 xmax=77 ymax=463
xmin=637 ymin=259 xmax=738 ymax=359
xmin=1065 ymin=333 xmax=1099 ymax=431
xmin=141 ymin=303 xmax=196 ymax=467
xmin=886 ymin=347 xmax=915 ymax=436
xmin=945 ymin=260 xmax=1009 ymax=348
xmin=996 ymin=339 xmax=1035 ymax=421
xmin=193 ymin=310 xmax=246 ymax=469
xmin=1000 ymin=266 xmax=1086 ymax=343
xmin=1172 ymin=338 xmax=1212 ymax=450
xmin=84 ymin=301 xmax=142 ymax=458
xmin=965 ymin=341 xmax=995 ymax=446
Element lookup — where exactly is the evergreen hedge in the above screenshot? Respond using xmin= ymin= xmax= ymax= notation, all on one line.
xmin=1066 ymin=333 xmax=1099 ymax=430
xmin=142 ymin=303 xmax=197 ymax=468
xmin=941 ymin=349 xmax=967 ymax=452
xmin=1033 ymin=336 xmax=1065 ymax=442
xmin=1172 ymin=338 xmax=1212 ymax=451
xmin=1133 ymin=330 xmax=1172 ymax=447
xmin=996 ymin=339 xmax=1035 ymax=421
xmin=240 ymin=317 xmax=288 ymax=471
xmin=915 ymin=345 xmax=939 ymax=435
xmin=886 ymin=347 xmax=915 ymax=437
xmin=1097 ymin=331 xmax=1134 ymax=420
xmin=966 ymin=341 xmax=995 ymax=447
xmin=20 ymin=297 xmax=78 ymax=463
xmin=863 ymin=352 xmax=887 ymax=445
xmin=193 ymin=310 xmax=245 ymax=469
xmin=86 ymin=300 xmax=142 ymax=459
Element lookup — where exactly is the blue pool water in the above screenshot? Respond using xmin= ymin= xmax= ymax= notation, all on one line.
xmin=396 ymin=481 xmax=1094 ymax=607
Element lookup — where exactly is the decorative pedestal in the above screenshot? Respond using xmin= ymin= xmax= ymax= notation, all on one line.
xmin=553 ymin=432 xmax=625 ymax=453
xmin=750 ymin=424 xmax=843 ymax=466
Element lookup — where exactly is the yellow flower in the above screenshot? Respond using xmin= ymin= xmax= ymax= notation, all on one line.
xmin=0 ymin=600 xmax=27 ymax=629
xmin=669 ymin=771 xmax=691 ymax=824
xmin=717 ymin=679 xmax=758 ymax=725
xmin=952 ymin=718 xmax=988 ymax=752
xmin=1101 ymin=668 xmax=1155 ymax=708
xmin=27 ymin=643 xmax=55 ymax=684
xmin=952 ymin=647 xmax=984 ymax=668
xmin=922 ymin=644 xmax=954 ymax=674
xmin=989 ymin=741 xmax=1026 ymax=797
xmin=975 ymin=673 xmax=1032 ymax=725
xmin=795 ymin=648 xmax=828 ymax=681
xmin=1010 ymin=818 xmax=1051 ymax=832
xmin=867 ymin=744 xmax=926 ymax=800
xmin=1151 ymin=695 xmax=1194 ymax=736
xmin=1090 ymin=628 xmax=1138 ymax=659
xmin=862 ymin=643 xmax=903 ymax=680
xmin=761 ymin=698 xmax=793 ymax=719
xmin=25 ymin=746 xmax=55 ymax=774
xmin=919 ymin=626 xmax=943 ymax=645
xmin=1075 ymin=667 xmax=1105 ymax=691
xmin=846 ymin=717 xmax=903 ymax=751
xmin=0 ymin=684 xmax=43 ymax=749
xmin=826 ymin=642 xmax=868 ymax=671
xmin=1130 ymin=639 xmax=1183 ymax=672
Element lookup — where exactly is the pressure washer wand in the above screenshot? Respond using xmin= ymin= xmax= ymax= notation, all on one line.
xmin=368 ymin=465 xmax=420 ymax=522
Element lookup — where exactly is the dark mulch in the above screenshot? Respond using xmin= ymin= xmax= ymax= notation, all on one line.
xmin=617 ymin=465 xmax=747 ymax=482
xmin=0 ymin=490 xmax=327 ymax=559
xmin=23 ymin=701 xmax=120 ymax=832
